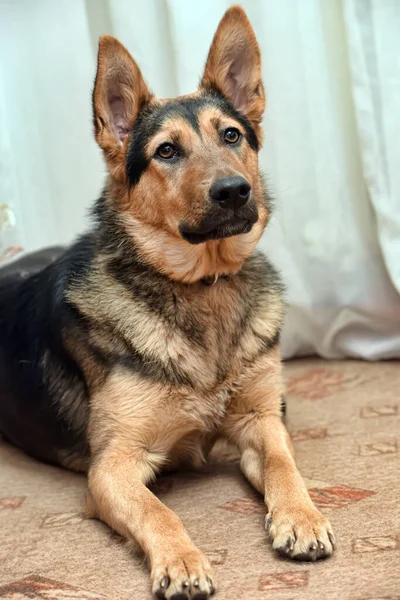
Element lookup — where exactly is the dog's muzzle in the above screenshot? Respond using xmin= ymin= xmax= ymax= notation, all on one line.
xmin=179 ymin=176 xmax=258 ymax=245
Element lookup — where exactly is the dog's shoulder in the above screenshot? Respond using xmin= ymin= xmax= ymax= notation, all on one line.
xmin=240 ymin=249 xmax=285 ymax=297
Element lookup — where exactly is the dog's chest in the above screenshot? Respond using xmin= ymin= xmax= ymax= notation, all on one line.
xmin=132 ymin=283 xmax=261 ymax=391
xmin=178 ymin=383 xmax=233 ymax=432
xmin=71 ymin=256 xmax=281 ymax=398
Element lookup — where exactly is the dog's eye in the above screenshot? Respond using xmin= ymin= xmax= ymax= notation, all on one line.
xmin=224 ymin=128 xmax=241 ymax=144
xmin=156 ymin=143 xmax=177 ymax=160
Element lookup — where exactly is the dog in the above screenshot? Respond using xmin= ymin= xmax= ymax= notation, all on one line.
xmin=0 ymin=6 xmax=334 ymax=599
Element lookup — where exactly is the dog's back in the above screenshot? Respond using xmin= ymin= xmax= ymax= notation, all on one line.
xmin=0 ymin=244 xmax=90 ymax=468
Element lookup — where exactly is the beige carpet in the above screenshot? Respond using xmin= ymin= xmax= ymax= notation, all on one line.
xmin=0 ymin=359 xmax=399 ymax=600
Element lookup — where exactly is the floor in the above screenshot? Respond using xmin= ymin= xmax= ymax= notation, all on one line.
xmin=0 ymin=359 xmax=399 ymax=600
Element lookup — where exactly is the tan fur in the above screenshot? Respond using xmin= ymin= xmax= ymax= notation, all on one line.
xmin=123 ymin=215 xmax=267 ymax=283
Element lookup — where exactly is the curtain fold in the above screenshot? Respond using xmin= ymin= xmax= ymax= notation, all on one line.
xmin=343 ymin=0 xmax=400 ymax=295
xmin=1 ymin=0 xmax=399 ymax=358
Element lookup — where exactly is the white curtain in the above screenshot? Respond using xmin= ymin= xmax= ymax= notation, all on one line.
xmin=1 ymin=0 xmax=399 ymax=359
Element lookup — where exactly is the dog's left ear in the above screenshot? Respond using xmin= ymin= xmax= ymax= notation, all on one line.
xmin=200 ymin=6 xmax=265 ymax=133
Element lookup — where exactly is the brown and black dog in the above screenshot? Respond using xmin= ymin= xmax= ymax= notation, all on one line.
xmin=0 ymin=6 xmax=334 ymax=599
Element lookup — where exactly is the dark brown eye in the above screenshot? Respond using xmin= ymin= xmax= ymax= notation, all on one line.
xmin=224 ymin=128 xmax=241 ymax=144
xmin=156 ymin=143 xmax=177 ymax=159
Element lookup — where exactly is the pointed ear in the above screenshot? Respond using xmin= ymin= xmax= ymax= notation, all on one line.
xmin=200 ymin=6 xmax=265 ymax=132
xmin=92 ymin=35 xmax=152 ymax=181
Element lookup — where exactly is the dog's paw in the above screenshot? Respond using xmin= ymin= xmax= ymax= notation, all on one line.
xmin=151 ymin=547 xmax=215 ymax=599
xmin=265 ymin=504 xmax=335 ymax=561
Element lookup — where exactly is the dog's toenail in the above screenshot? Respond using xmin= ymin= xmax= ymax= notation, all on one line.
xmin=277 ymin=543 xmax=292 ymax=556
xmin=265 ymin=514 xmax=272 ymax=532
xmin=182 ymin=580 xmax=190 ymax=589
xmin=328 ymin=533 xmax=335 ymax=547
xmin=318 ymin=541 xmax=325 ymax=550
xmin=207 ymin=577 xmax=215 ymax=595
xmin=160 ymin=576 xmax=170 ymax=589
xmin=193 ymin=578 xmax=200 ymax=587
xmin=309 ymin=543 xmax=317 ymax=551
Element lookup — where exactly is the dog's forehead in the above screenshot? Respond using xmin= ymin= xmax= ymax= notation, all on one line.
xmin=134 ymin=92 xmax=259 ymax=151
xmin=142 ymin=94 xmax=223 ymax=135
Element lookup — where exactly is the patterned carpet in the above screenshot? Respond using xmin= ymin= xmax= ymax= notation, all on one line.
xmin=0 ymin=359 xmax=399 ymax=600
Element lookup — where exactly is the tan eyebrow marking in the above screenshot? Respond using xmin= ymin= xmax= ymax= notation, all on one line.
xmin=145 ymin=117 xmax=201 ymax=159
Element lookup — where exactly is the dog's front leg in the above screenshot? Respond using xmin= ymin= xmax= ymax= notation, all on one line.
xmin=86 ymin=374 xmax=214 ymax=599
xmin=222 ymin=348 xmax=335 ymax=561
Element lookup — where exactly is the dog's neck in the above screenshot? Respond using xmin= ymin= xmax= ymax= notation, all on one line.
xmin=93 ymin=188 xmax=264 ymax=285
xmin=120 ymin=214 xmax=267 ymax=284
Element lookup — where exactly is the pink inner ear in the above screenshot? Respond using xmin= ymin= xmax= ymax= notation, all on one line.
xmin=225 ymin=47 xmax=251 ymax=114
xmin=227 ymin=69 xmax=248 ymax=114
xmin=109 ymin=96 xmax=130 ymax=143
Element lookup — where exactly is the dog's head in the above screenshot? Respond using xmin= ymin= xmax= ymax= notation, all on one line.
xmin=93 ymin=6 xmax=269 ymax=283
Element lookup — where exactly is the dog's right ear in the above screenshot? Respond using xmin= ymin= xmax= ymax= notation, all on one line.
xmin=93 ymin=36 xmax=152 ymax=181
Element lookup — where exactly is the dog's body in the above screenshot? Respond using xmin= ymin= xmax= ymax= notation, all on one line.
xmin=0 ymin=7 xmax=334 ymax=599
xmin=0 ymin=231 xmax=282 ymax=472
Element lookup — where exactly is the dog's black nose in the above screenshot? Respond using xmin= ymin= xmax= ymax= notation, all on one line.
xmin=210 ymin=176 xmax=251 ymax=210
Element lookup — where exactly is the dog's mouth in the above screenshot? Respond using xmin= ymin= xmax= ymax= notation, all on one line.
xmin=179 ymin=207 xmax=259 ymax=245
